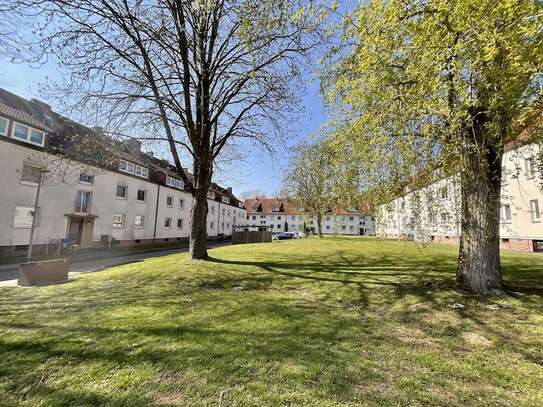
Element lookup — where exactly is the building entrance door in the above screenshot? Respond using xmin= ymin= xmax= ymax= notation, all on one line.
xmin=68 ymin=219 xmax=82 ymax=242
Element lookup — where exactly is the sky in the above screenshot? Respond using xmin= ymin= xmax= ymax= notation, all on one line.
xmin=0 ymin=55 xmax=329 ymax=199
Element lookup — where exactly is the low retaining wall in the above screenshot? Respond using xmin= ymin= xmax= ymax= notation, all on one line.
xmin=18 ymin=258 xmax=69 ymax=286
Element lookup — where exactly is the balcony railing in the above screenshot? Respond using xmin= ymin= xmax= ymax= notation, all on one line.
xmin=74 ymin=200 xmax=92 ymax=214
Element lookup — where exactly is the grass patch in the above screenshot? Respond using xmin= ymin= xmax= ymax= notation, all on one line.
xmin=0 ymin=237 xmax=542 ymax=406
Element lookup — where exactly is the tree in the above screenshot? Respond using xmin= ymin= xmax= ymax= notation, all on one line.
xmin=10 ymin=0 xmax=324 ymax=259
xmin=285 ymin=141 xmax=337 ymax=238
xmin=324 ymin=0 xmax=543 ymax=294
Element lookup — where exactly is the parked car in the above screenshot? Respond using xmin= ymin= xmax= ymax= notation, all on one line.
xmin=277 ymin=232 xmax=295 ymax=240
xmin=295 ymin=232 xmax=306 ymax=239
xmin=272 ymin=232 xmax=281 ymax=241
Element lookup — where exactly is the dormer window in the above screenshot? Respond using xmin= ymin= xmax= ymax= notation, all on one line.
xmin=238 ymin=202 xmax=244 ymax=208
xmin=221 ymin=196 xmax=230 ymax=204
xmin=207 ymin=191 xmax=215 ymax=199
xmin=11 ymin=121 xmax=45 ymax=147
xmin=119 ymin=159 xmax=148 ymax=178
xmin=166 ymin=176 xmax=184 ymax=189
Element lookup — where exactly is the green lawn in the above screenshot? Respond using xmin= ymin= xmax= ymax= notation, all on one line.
xmin=1 ymin=237 xmax=542 ymax=406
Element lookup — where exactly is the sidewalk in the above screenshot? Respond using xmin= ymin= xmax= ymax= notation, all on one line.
xmin=0 ymin=241 xmax=231 ymax=286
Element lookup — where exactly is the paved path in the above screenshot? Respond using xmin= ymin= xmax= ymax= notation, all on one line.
xmin=0 ymin=243 xmax=229 ymax=287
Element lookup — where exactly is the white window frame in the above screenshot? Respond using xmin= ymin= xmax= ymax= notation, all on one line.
xmin=79 ymin=173 xmax=94 ymax=185
xmin=177 ymin=218 xmax=183 ymax=229
xmin=112 ymin=214 xmax=125 ymax=228
xmin=137 ymin=189 xmax=147 ymax=202
xmin=166 ymin=176 xmax=184 ymax=189
xmin=525 ymin=158 xmax=535 ymax=178
xmin=116 ymin=183 xmax=128 ymax=199
xmin=20 ymin=163 xmax=42 ymax=186
xmin=501 ymin=204 xmax=512 ymax=223
xmin=166 ymin=195 xmax=173 ymax=207
xmin=0 ymin=116 xmax=8 ymax=137
xmin=134 ymin=215 xmax=145 ymax=228
xmin=221 ymin=196 xmax=230 ymax=204
xmin=14 ymin=206 xmax=38 ymax=228
xmin=530 ymin=199 xmax=540 ymax=223
xmin=178 ymin=198 xmax=184 ymax=209
xmin=11 ymin=121 xmax=45 ymax=147
xmin=75 ymin=190 xmax=92 ymax=214
xmin=164 ymin=217 xmax=172 ymax=228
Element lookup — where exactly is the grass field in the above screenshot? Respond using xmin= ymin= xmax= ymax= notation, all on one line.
xmin=0 ymin=237 xmax=542 ymax=406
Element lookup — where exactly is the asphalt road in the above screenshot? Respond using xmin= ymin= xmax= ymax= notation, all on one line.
xmin=0 ymin=243 xmax=229 ymax=286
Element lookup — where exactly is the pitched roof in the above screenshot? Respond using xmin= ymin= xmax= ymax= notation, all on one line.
xmin=0 ymin=88 xmax=243 ymax=206
xmin=244 ymin=198 xmax=373 ymax=215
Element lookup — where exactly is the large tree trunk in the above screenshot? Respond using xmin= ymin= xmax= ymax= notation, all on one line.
xmin=316 ymin=215 xmax=323 ymax=238
xmin=190 ymin=160 xmax=212 ymax=260
xmin=456 ymin=116 xmax=504 ymax=295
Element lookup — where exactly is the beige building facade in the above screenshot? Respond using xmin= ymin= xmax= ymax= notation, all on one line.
xmin=0 ymin=89 xmax=245 ymax=257
xmin=376 ymin=143 xmax=543 ymax=252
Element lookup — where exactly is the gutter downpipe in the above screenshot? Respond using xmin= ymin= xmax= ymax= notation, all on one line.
xmin=153 ymin=184 xmax=160 ymax=245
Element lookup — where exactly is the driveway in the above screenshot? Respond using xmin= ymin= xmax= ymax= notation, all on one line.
xmin=0 ymin=242 xmax=229 ymax=287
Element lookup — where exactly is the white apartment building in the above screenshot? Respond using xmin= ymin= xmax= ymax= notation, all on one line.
xmin=377 ymin=142 xmax=543 ymax=252
xmin=0 ymin=89 xmax=246 ymax=257
xmin=243 ymin=198 xmax=375 ymax=236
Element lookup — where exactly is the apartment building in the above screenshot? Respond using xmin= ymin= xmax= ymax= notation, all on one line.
xmin=243 ymin=198 xmax=375 ymax=236
xmin=0 ymin=88 xmax=245 ymax=257
xmin=376 ymin=142 xmax=543 ymax=252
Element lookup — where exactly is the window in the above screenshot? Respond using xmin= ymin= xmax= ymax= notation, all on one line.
xmin=221 ymin=196 xmax=230 ymax=204
xmin=166 ymin=176 xmax=184 ymax=189
xmin=341 ymin=225 xmax=346 ymax=231
xmin=12 ymin=122 xmax=45 ymax=146
xmin=326 ymin=216 xmax=330 ymax=221
xmin=210 ymin=221 xmax=214 ymax=229
xmin=277 ymin=224 xmax=281 ymax=229
xmin=164 ymin=217 xmax=172 ymax=228
xmin=135 ymin=165 xmax=149 ymax=178
xmin=291 ymin=216 xmax=296 ymax=221
xmin=178 ymin=198 xmax=184 ymax=209
xmin=112 ymin=214 xmax=125 ymax=228
xmin=134 ymin=215 xmax=145 ymax=228
xmin=429 ymin=212 xmax=437 ymax=223
xmin=0 ymin=117 xmax=7 ymax=136
xmin=14 ymin=206 xmax=38 ymax=228
xmin=400 ymin=202 xmax=405 ymax=210
xmin=79 ymin=173 xmax=94 ymax=185
xmin=530 ymin=199 xmax=540 ymax=222
xmin=440 ymin=212 xmax=449 ymax=223
xmin=207 ymin=191 xmax=215 ymax=199
xmin=261 ymin=214 xmax=265 ymax=218
xmin=252 ymin=215 xmax=256 ymax=220
xmin=137 ymin=189 xmax=146 ymax=202
xmin=349 ymin=216 xmax=354 ymax=221
xmin=21 ymin=164 xmax=42 ymax=185
xmin=221 ymin=222 xmax=224 ymax=230
xmin=440 ymin=187 xmax=448 ymax=199
xmin=525 ymin=158 xmax=535 ymax=178
xmin=326 ymin=225 xmax=330 ymax=230
xmin=349 ymin=226 xmax=354 ymax=231
xmin=119 ymin=159 xmax=149 ymax=178
xmin=116 ymin=184 xmax=127 ymax=199
xmin=75 ymin=191 xmax=92 ymax=213
xmin=166 ymin=196 xmax=173 ymax=207
xmin=177 ymin=218 xmax=183 ymax=229
xmin=501 ymin=204 xmax=512 ymax=223
xmin=277 ymin=216 xmax=282 ymax=220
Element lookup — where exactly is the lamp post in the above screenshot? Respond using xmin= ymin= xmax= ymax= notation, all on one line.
xmin=27 ymin=169 xmax=48 ymax=259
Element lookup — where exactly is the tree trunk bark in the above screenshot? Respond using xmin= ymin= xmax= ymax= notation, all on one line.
xmin=317 ymin=216 xmax=323 ymax=238
xmin=456 ymin=118 xmax=504 ymax=295
xmin=190 ymin=160 xmax=211 ymax=260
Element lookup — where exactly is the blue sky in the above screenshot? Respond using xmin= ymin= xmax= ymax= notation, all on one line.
xmin=0 ymin=57 xmax=329 ymax=198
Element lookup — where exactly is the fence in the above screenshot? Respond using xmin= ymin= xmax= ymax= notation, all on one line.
xmin=232 ymin=226 xmax=272 ymax=244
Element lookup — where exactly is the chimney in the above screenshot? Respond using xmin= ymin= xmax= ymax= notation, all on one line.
xmin=125 ymin=138 xmax=142 ymax=153
xmin=227 ymin=187 xmax=233 ymax=194
xmin=146 ymin=151 xmax=154 ymax=158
